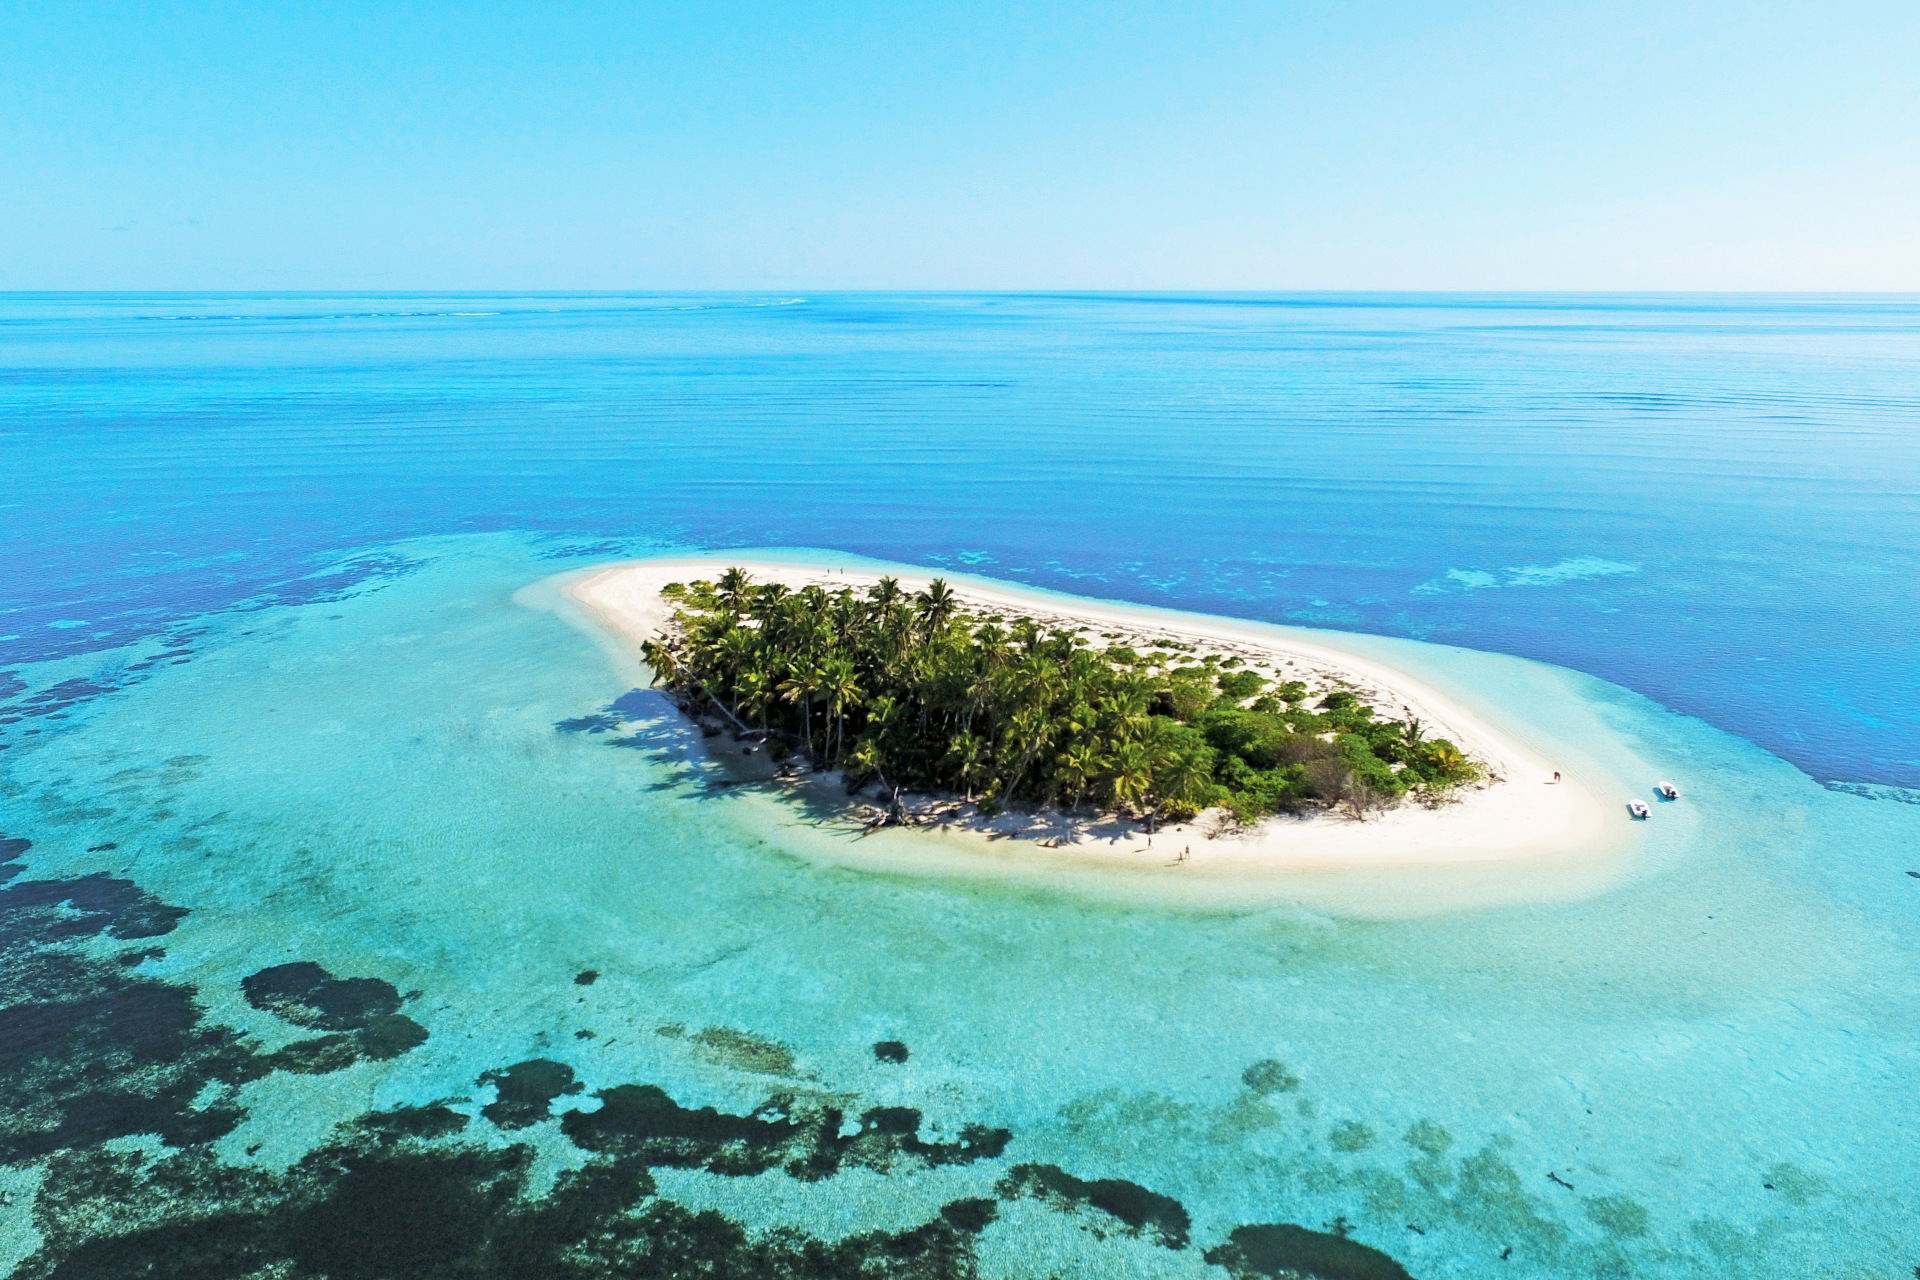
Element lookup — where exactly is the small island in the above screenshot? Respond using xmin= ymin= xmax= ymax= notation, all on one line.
xmin=640 ymin=567 xmax=1484 ymax=834
xmin=550 ymin=557 xmax=1623 ymax=886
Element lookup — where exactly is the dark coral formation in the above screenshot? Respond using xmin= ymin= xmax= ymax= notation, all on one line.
xmin=243 ymin=960 xmax=430 ymax=1065
xmin=0 ymin=823 xmax=1422 ymax=1279
xmin=565 ymin=1086 xmax=1010 ymax=1184
xmin=24 ymin=1106 xmax=1006 ymax=1280
xmin=1 ymin=870 xmax=189 ymax=941
xmin=478 ymin=1058 xmax=584 ymax=1129
xmin=996 ymin=1162 xmax=1192 ymax=1250
xmin=1205 ymin=1222 xmax=1417 ymax=1280
xmin=1 ymin=833 xmax=259 ymax=1165
xmin=1241 ymin=1058 xmax=1301 ymax=1095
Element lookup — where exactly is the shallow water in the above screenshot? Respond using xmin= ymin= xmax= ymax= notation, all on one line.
xmin=3 ymin=536 xmax=1917 ymax=1277
xmin=3 ymin=294 xmax=1919 ymax=1277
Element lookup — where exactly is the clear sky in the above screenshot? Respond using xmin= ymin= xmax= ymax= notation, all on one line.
xmin=4 ymin=1 xmax=1916 ymax=290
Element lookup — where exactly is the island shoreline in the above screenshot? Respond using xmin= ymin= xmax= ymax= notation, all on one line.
xmin=521 ymin=553 xmax=1647 ymax=908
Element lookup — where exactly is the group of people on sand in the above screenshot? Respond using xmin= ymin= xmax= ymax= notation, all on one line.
xmin=1146 ymin=834 xmax=1193 ymax=865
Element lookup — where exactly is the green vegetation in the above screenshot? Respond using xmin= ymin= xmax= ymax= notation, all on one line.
xmin=644 ymin=568 xmax=1480 ymax=828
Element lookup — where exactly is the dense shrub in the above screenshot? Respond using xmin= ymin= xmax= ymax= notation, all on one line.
xmin=1215 ymin=670 xmax=1267 ymax=702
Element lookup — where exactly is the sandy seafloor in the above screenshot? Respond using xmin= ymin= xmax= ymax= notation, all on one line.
xmin=3 ymin=533 xmax=1918 ymax=1278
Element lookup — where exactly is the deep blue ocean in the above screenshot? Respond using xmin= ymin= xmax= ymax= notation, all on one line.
xmin=6 ymin=291 xmax=1917 ymax=787
xmin=4 ymin=294 xmax=1919 ymax=1279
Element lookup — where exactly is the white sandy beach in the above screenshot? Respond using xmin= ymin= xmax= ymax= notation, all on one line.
xmin=553 ymin=556 xmax=1637 ymax=889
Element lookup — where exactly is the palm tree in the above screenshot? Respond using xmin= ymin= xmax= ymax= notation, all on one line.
xmin=640 ymin=636 xmax=681 ymax=689
xmin=818 ymin=655 xmax=863 ymax=765
xmin=1056 ymin=740 xmax=1101 ymax=812
xmin=1098 ymin=685 xmax=1150 ymax=743
xmin=828 ymin=589 xmax=859 ymax=646
xmin=716 ymin=628 xmax=758 ymax=713
xmin=1067 ymin=647 xmax=1105 ymax=688
xmin=717 ymin=567 xmax=753 ymax=617
xmin=779 ymin=661 xmax=820 ymax=760
xmin=1104 ymin=741 xmax=1153 ymax=819
xmin=913 ymin=578 xmax=959 ymax=638
xmin=878 ymin=601 xmax=914 ymax=652
xmin=737 ymin=666 xmax=775 ymax=736
xmin=942 ymin=731 xmax=989 ymax=802
xmin=1014 ymin=652 xmax=1059 ymax=709
xmin=1424 ymin=740 xmax=1468 ymax=779
xmin=999 ymin=703 xmax=1054 ymax=801
xmin=867 ymin=692 xmax=906 ymax=739
xmin=1136 ymin=715 xmax=1178 ymax=765
xmin=847 ymin=736 xmax=885 ymax=786
xmin=1157 ymin=748 xmax=1216 ymax=825
xmin=750 ymin=581 xmax=790 ymax=620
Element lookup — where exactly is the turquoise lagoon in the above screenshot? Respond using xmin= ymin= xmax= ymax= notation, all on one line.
xmin=2 ymin=534 xmax=1916 ymax=1278
xmin=4 ymin=292 xmax=1919 ymax=1277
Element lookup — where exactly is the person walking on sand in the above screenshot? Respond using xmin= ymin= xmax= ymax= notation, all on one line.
xmin=1552 ymin=771 xmax=1560 ymax=784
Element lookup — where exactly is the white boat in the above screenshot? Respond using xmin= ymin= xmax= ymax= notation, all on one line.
xmin=1628 ymin=800 xmax=1651 ymax=819
xmin=1657 ymin=781 xmax=1680 ymax=799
